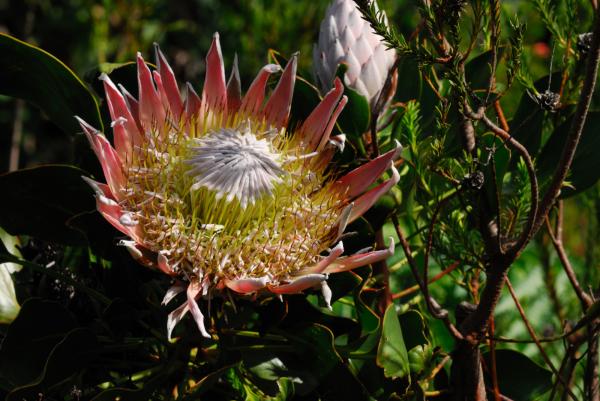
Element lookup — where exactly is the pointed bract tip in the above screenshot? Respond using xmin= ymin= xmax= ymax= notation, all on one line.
xmin=98 ymin=72 xmax=109 ymax=82
xmin=74 ymin=115 xmax=98 ymax=133
xmin=387 ymin=236 xmax=395 ymax=254
xmin=392 ymin=139 xmax=403 ymax=158
xmin=81 ymin=175 xmax=102 ymax=194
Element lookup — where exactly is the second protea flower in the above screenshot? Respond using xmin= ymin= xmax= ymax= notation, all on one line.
xmin=79 ymin=33 xmax=401 ymax=338
xmin=314 ymin=0 xmax=397 ymax=114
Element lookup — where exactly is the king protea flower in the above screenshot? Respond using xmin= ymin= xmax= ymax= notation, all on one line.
xmin=78 ymin=33 xmax=401 ymax=339
xmin=314 ymin=0 xmax=397 ymax=113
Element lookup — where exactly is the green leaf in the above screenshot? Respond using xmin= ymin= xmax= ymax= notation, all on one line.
xmin=6 ymin=328 xmax=98 ymax=401
xmin=376 ymin=304 xmax=409 ymax=379
xmin=510 ymin=72 xmax=562 ymax=158
xmin=335 ymin=63 xmax=371 ymax=138
xmin=538 ymin=112 xmax=600 ymax=197
xmin=288 ymin=77 xmax=322 ymax=132
xmin=353 ymin=267 xmax=381 ymax=336
xmin=465 ymin=47 xmax=505 ymax=90
xmin=483 ymin=349 xmax=552 ymax=401
xmin=0 ymin=299 xmax=77 ymax=388
xmin=284 ymin=324 xmax=343 ymax=380
xmin=0 ymin=165 xmax=94 ymax=244
xmin=0 ymin=33 xmax=102 ymax=134
xmin=398 ymin=310 xmax=429 ymax=351
xmin=184 ymin=365 xmax=239 ymax=398
xmin=327 ymin=271 xmax=362 ymax=304
xmin=338 ymin=85 xmax=371 ymax=137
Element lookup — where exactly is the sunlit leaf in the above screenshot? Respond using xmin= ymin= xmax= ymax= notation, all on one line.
xmin=376 ymin=304 xmax=409 ymax=379
xmin=0 ymin=33 xmax=102 ymax=134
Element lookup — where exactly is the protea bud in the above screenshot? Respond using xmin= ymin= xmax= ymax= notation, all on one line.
xmin=313 ymin=0 xmax=397 ymax=114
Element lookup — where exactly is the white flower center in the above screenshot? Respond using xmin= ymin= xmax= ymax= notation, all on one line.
xmin=185 ymin=126 xmax=284 ymax=208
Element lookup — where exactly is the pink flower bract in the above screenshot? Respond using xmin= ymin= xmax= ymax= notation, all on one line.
xmin=78 ymin=33 xmax=400 ymax=339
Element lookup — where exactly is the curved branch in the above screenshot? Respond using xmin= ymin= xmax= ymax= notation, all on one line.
xmin=532 ymin=8 xmax=600 ymax=235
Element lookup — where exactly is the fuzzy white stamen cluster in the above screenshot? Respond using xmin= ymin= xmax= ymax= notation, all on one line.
xmin=185 ymin=126 xmax=284 ymax=208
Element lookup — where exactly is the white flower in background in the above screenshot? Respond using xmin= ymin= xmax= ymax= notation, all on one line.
xmin=314 ymin=0 xmax=397 ymax=113
xmin=0 ymin=227 xmax=21 ymax=324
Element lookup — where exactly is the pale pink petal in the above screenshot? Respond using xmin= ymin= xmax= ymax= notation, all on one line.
xmin=154 ymin=43 xmax=183 ymax=118
xmin=111 ymin=117 xmax=133 ymax=164
xmin=152 ymin=71 xmax=169 ymax=116
xmin=300 ymin=241 xmax=344 ymax=274
xmin=187 ymin=282 xmax=211 ymax=338
xmin=76 ymin=117 xmax=125 ymax=200
xmin=239 ymin=64 xmax=281 ymax=116
xmin=118 ymin=84 xmax=142 ymax=130
xmin=99 ymin=73 xmax=142 ymax=145
xmin=348 ymin=165 xmax=399 ymax=223
xmin=321 ymin=280 xmax=333 ymax=310
xmin=263 ymin=53 xmax=297 ymax=129
xmin=335 ymin=203 xmax=353 ymax=240
xmin=224 ymin=276 xmax=269 ymax=294
xmin=95 ymin=195 xmax=137 ymax=239
xmin=315 ymin=95 xmax=347 ymax=151
xmin=268 ymin=273 xmax=327 ymax=295
xmin=157 ymin=251 xmax=177 ymax=277
xmin=184 ymin=82 xmax=202 ymax=121
xmin=117 ymin=239 xmax=156 ymax=268
xmin=299 ymin=77 xmax=343 ymax=150
xmin=167 ymin=301 xmax=189 ymax=340
xmin=162 ymin=281 xmax=186 ymax=305
xmin=334 ymin=141 xmax=402 ymax=199
xmin=226 ymin=54 xmax=242 ymax=115
xmin=201 ymin=32 xmax=227 ymax=113
xmin=137 ymin=53 xmax=165 ymax=129
xmin=82 ymin=176 xmax=111 ymax=198
xmin=325 ymin=237 xmax=395 ymax=273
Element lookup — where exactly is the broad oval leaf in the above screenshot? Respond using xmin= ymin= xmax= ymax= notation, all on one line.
xmin=335 ymin=63 xmax=371 ymax=138
xmin=538 ymin=112 xmax=600 ymax=197
xmin=376 ymin=304 xmax=409 ymax=379
xmin=0 ymin=33 xmax=102 ymax=135
xmin=509 ymin=72 xmax=562 ymax=158
xmin=6 ymin=328 xmax=98 ymax=401
xmin=483 ymin=349 xmax=552 ymax=401
xmin=465 ymin=47 xmax=505 ymax=90
xmin=0 ymin=165 xmax=94 ymax=244
xmin=0 ymin=299 xmax=77 ymax=388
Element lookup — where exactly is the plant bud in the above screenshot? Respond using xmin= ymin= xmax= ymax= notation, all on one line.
xmin=313 ymin=0 xmax=396 ymax=114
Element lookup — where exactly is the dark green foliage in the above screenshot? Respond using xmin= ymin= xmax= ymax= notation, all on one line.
xmin=1 ymin=1 xmax=599 ymax=400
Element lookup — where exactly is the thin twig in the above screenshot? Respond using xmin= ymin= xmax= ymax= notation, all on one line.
xmin=466 ymin=109 xmax=539 ymax=256
xmin=545 ymin=204 xmax=593 ymax=308
xmin=391 ymin=215 xmax=463 ymax=340
xmin=426 ymin=354 xmax=451 ymax=382
xmin=506 ymin=278 xmax=579 ymax=401
xmin=493 ymin=101 xmax=509 ymax=132
xmin=392 ymin=261 xmax=459 ymax=299
xmin=585 ymin=321 xmax=599 ymax=401
xmin=549 ymin=345 xmax=577 ymax=401
xmin=489 ymin=317 xmax=501 ymax=401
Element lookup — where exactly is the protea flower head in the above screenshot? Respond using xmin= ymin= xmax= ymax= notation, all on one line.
xmin=313 ymin=0 xmax=397 ymax=114
xmin=78 ymin=33 xmax=401 ymax=339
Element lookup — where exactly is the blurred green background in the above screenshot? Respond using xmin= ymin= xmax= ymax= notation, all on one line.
xmin=0 ymin=0 xmax=557 ymax=171
xmin=0 ymin=0 xmax=597 ymax=389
